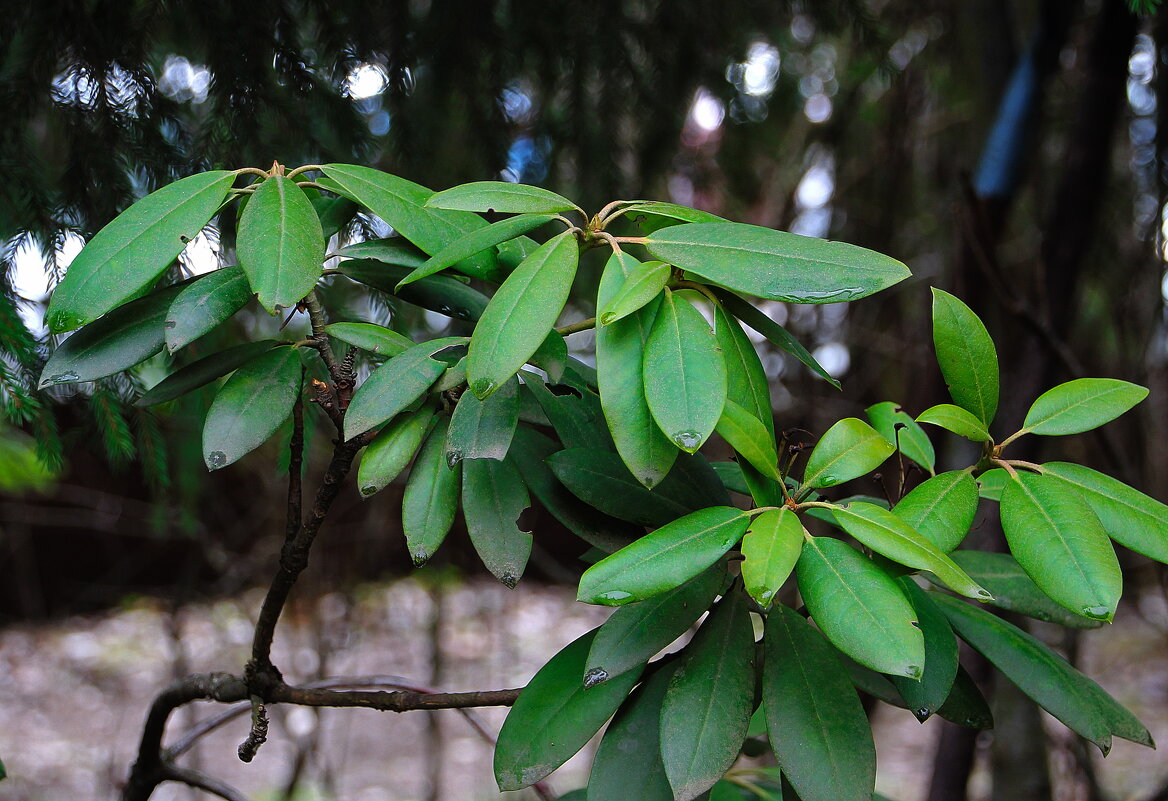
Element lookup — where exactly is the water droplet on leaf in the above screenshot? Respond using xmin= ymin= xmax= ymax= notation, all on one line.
xmin=412 ymin=550 xmax=431 ymax=567
xmin=583 ymin=668 xmax=609 ymax=689
xmin=672 ymin=431 xmax=702 ymax=452
xmin=596 ymin=590 xmax=633 ymax=603
xmin=1081 ymin=605 xmax=1111 ymax=620
xmin=446 ymin=449 xmax=463 ymax=469
xmin=914 ymin=707 xmax=932 ymax=721
xmin=470 ymin=378 xmax=496 ymax=399
xmin=599 ymin=312 xmax=617 ymax=326
xmin=44 ymin=371 xmax=80 ymax=387
xmin=499 ymin=571 xmax=519 ymax=589
xmin=207 ymin=451 xmax=227 ymax=469
xmin=360 ymin=485 xmax=378 ymax=497
xmin=904 ymin=664 xmax=922 ymax=680
xmin=47 ymin=310 xmax=83 ymax=333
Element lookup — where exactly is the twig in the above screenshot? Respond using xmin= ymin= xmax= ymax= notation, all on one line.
xmin=161 ymin=764 xmax=253 ymax=801
xmin=267 ymin=684 xmax=521 ymax=712
xmin=286 ymin=372 xmax=304 ymax=546
xmin=303 ymin=290 xmax=340 ymax=380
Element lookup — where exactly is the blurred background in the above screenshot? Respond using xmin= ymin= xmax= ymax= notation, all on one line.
xmin=1 ymin=1 xmax=1167 ymax=799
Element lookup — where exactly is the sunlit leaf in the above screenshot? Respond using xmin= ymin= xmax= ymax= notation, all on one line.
xmin=137 ymin=340 xmax=279 ymax=407
xmin=931 ymin=288 xmax=998 ymax=426
xmin=598 ymin=259 xmax=671 ymax=325
xmin=356 ymin=404 xmax=436 ymax=498
xmin=802 ymin=418 xmax=893 ymax=489
xmin=1021 ymin=378 xmax=1147 ymax=436
xmin=446 ymin=376 xmax=519 ymax=465
xmin=202 ymin=346 xmax=302 ymax=470
xmin=238 ymin=175 xmax=325 ymax=312
xmin=403 ymin=417 xmax=460 ymax=565
xmin=946 ymin=550 xmax=1103 ymax=628
xmin=864 ymin=401 xmax=935 ymax=474
xmin=915 ymin=404 xmax=992 ymax=442
xmin=164 ymin=266 xmax=253 ymax=352
xmin=890 ymin=580 xmax=958 ymax=721
xmin=892 ymin=470 xmax=979 ymax=552
xmin=344 ymin=337 xmax=466 ymax=439
xmin=398 ymin=213 xmax=557 ymax=287
xmin=714 ymin=305 xmax=774 ymax=436
xmin=462 ymin=457 xmax=531 ymax=587
xmin=716 ymin=399 xmax=780 ymax=481
xmin=325 ymin=322 xmax=413 ymax=358
xmin=427 ymin=180 xmax=579 ymax=214
xmin=741 ymin=508 xmax=803 ymax=609
xmin=529 ymin=330 xmax=567 ymax=383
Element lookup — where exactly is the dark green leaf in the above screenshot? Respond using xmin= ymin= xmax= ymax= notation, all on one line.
xmin=577 ymin=507 xmax=750 ymax=605
xmin=1000 ymin=471 xmax=1121 ymax=621
xmin=325 ymin=322 xmax=413 ymax=357
xmin=946 ymin=551 xmax=1103 ymax=628
xmin=931 ymin=288 xmax=998 ymax=426
xmin=462 ymin=457 xmax=532 ymax=587
xmin=936 ymin=665 xmax=994 ymax=730
xmin=712 ymin=461 xmax=751 ymax=496
xmin=715 ymin=305 xmax=775 ymax=438
xmin=446 ymin=376 xmax=519 ymax=465
xmin=585 ymin=564 xmax=724 ymax=685
xmin=864 ymin=402 xmax=935 ymax=474
xmin=340 ymin=258 xmax=488 ymax=321
xmin=344 ymin=337 xmax=466 ymax=439
xmin=530 ymin=330 xmax=568 ymax=383
xmin=1022 ymin=378 xmax=1148 ymax=436
xmin=546 ymin=448 xmax=699 ymax=528
xmin=398 ymin=213 xmax=557 ymax=287
xmin=164 ymin=266 xmax=253 ymax=352
xmin=598 ymin=259 xmax=671 ymax=325
xmin=892 ymin=471 xmax=979 ymax=553
xmin=915 ymin=404 xmax=991 ymax=442
xmin=46 ymin=170 xmax=235 ymax=332
xmin=202 ymin=346 xmax=302 ymax=470
xmin=616 ymin=201 xmax=726 ymax=226
xmin=796 ymin=536 xmax=924 ymax=678
xmin=403 ymin=417 xmax=460 ymax=565
xmin=335 ymin=237 xmax=427 ymax=266
xmin=802 ymin=418 xmax=894 ymax=489
xmin=238 ymin=175 xmax=325 ymax=312
xmin=643 ymin=288 xmax=727 ymax=453
xmin=356 ymin=404 xmax=436 ymax=498
xmin=763 ymin=605 xmax=876 ymax=801
xmin=890 ymin=581 xmax=958 ymax=720
xmin=467 ymin=230 xmax=578 ymax=398
xmin=137 ymin=340 xmax=279 ymax=407
xmin=308 ymin=192 xmax=356 ymax=239
xmin=427 ymin=180 xmax=579 ymax=214
xmin=714 ymin=290 xmax=839 ymax=388
xmin=523 ymin=372 xmax=614 ymax=451
xmin=741 ymin=508 xmax=803 ymax=609
xmin=644 ymin=222 xmax=910 ymax=304
xmin=494 ymin=629 xmax=641 ymax=790
xmin=935 ymin=594 xmax=1152 ymax=753
xmin=661 ymin=591 xmax=757 ymax=801
xmin=716 ymin=399 xmax=780 ymax=480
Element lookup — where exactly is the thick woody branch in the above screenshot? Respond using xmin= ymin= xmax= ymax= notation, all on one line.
xmin=266 ymin=684 xmax=521 ymax=712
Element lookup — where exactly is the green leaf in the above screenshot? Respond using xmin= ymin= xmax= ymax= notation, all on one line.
xmin=615 ymin=201 xmax=726 ymax=226
xmin=344 ymin=337 xmax=466 ymax=439
xmin=529 ymin=330 xmax=568 ymax=383
xmin=999 ymin=471 xmax=1121 ymax=621
xmin=46 ymin=170 xmax=235 ymax=332
xmin=890 ymin=580 xmax=958 ymax=721
xmin=1042 ymin=461 xmax=1168 ymax=564
xmin=1021 ymin=378 xmax=1148 ymax=436
xmin=588 ymin=662 xmax=680 ymax=801
xmin=202 ymin=346 xmax=302 ymax=470
xmin=164 ymin=266 xmax=253 ymax=352
xmin=356 ymin=404 xmax=436 ymax=498
xmin=796 ymin=536 xmax=924 ymax=678
xmin=643 ymin=288 xmax=728 ymax=453
xmin=892 ymin=470 xmax=979 ymax=552
xmin=467 ymin=231 xmax=578 ymax=398
xmin=137 ymin=340 xmax=280 ymax=407
xmin=584 ymin=565 xmax=724 ymax=685
xmin=398 ymin=213 xmax=557 ymax=287
xmin=864 ymin=402 xmax=935 ymax=474
xmin=644 ymin=222 xmax=910 ymax=304
xmin=711 ymin=461 xmax=751 ymax=496
xmin=445 ymin=376 xmax=519 ymax=465
xmin=763 ymin=605 xmax=876 ymax=801
xmin=598 ymin=259 xmax=671 ymax=325
xmin=936 ymin=665 xmax=994 ymax=730
xmin=832 ymin=502 xmax=992 ymax=600
xmin=427 ymin=180 xmax=579 ymax=214
xmin=946 ymin=550 xmax=1104 ymax=628
xmin=977 ymin=468 xmax=1008 ymax=502
xmin=741 ymin=509 xmax=803 ymax=609
xmin=494 ymin=629 xmax=642 ymax=791
xmin=715 ymin=305 xmax=775 ymax=438
xmin=931 ymin=288 xmax=998 ymax=426
xmin=915 ymin=404 xmax=992 ymax=442
xmin=308 ymin=191 xmax=356 ymax=239
xmin=325 ymin=322 xmax=413 ymax=358
xmin=335 ymin=237 xmax=427 ymax=266
xmin=237 ymin=175 xmax=325 ymax=312
xmin=935 ymin=594 xmax=1153 ymax=753
xmin=596 ymin=252 xmax=677 ymax=487
xmin=802 ymin=418 xmax=894 ymax=489
xmin=339 ymin=258 xmax=488 ymax=321
xmin=577 ymin=506 xmax=750 ymax=605
xmin=40 ymin=282 xmax=187 ymax=388
xmin=714 ymin=290 xmax=840 ymax=388
xmin=661 ymin=591 xmax=757 ymax=801
xmin=403 ymin=417 xmax=460 ymax=565
xmin=462 ymin=457 xmax=532 ymax=587
xmin=522 ymin=374 xmax=614 ymax=451
xmin=716 ymin=400 xmax=780 ymax=481
xmin=319 ymin=164 xmax=500 ymax=281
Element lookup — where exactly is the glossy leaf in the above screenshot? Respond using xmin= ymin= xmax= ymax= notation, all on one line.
xmin=335 ymin=237 xmax=427 ymax=266
xmin=577 ymin=506 xmax=750 ymax=605
xmin=616 ymin=200 xmax=726 ymax=226
xmin=796 ymin=536 xmax=924 ymax=678
xmin=46 ymin=170 xmax=235 ymax=332
xmin=494 ymin=629 xmax=641 ymax=791
xmin=999 ymin=471 xmax=1121 ymax=621
xmin=202 ymin=346 xmax=302 ymax=470
xmin=946 ymin=551 xmax=1103 ymax=629
xmin=344 ymin=337 xmax=466 ymax=439
xmin=40 ymin=282 xmax=187 ymax=388
xmin=714 ymin=305 xmax=775 ymax=437
xmin=890 ymin=580 xmax=958 ymax=721
xmin=427 ymin=180 xmax=579 ymax=214
xmin=802 ymin=418 xmax=893 ymax=489
xmin=864 ymin=401 xmax=935 ymax=474
xmin=164 ymin=266 xmax=253 ymax=352
xmin=892 ymin=470 xmax=979 ymax=553
xmin=643 ymin=288 xmax=728 ymax=453
xmin=1042 ymin=461 xmax=1168 ymax=564
xmin=714 ymin=290 xmax=840 ymax=388
xmin=661 ymin=591 xmax=756 ymax=801
xmin=339 ymin=258 xmax=488 ymax=321
xmin=467 ymin=230 xmax=578 ymax=398
xmin=763 ymin=605 xmax=876 ymax=801
xmin=598 ymin=259 xmax=671 ymax=325
xmin=462 ymin=457 xmax=531 ymax=587
xmin=325 ymin=322 xmax=413 ymax=358
xmin=584 ymin=565 xmax=724 ymax=686
xmin=915 ymin=404 xmax=992 ymax=442
xmin=644 ymin=222 xmax=910 ymax=304
xmin=741 ymin=508 xmax=803 ymax=609
xmin=931 ymin=288 xmax=998 ymax=426
xmin=1022 ymin=378 xmax=1147 ymax=436
xmin=137 ymin=340 xmax=279 ymax=407
xmin=716 ymin=400 xmax=780 ymax=481
xmin=237 ymin=175 xmax=325 ymax=312
xmin=445 ymin=376 xmax=519 ymax=465
xmin=935 ymin=594 xmax=1152 ymax=754
xmin=596 ymin=252 xmax=676 ymax=487
xmin=832 ymin=502 xmax=992 ymax=600
xmin=356 ymin=405 xmax=436 ymax=498
xmin=403 ymin=417 xmax=460 ymax=565
xmin=398 ymin=213 xmax=557 ymax=287
xmin=977 ymin=468 xmax=1009 ymax=502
